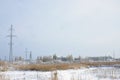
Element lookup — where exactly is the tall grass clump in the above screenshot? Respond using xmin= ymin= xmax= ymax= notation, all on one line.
xmin=51 ymin=70 xmax=58 ymax=80
xmin=0 ymin=61 xmax=8 ymax=71
xmin=0 ymin=74 xmax=10 ymax=80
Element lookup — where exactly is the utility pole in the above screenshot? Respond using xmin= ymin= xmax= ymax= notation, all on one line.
xmin=7 ymin=25 xmax=16 ymax=63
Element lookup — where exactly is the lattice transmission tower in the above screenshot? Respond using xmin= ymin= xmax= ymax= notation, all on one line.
xmin=7 ymin=25 xmax=16 ymax=63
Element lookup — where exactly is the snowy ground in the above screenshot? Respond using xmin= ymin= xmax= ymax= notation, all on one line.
xmin=0 ymin=67 xmax=120 ymax=80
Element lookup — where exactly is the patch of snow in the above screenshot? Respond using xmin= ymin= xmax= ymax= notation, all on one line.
xmin=0 ymin=67 xmax=120 ymax=80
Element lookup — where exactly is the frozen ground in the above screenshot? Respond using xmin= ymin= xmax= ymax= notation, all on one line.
xmin=0 ymin=67 xmax=120 ymax=80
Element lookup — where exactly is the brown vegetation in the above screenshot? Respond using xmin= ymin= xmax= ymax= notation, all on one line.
xmin=16 ymin=64 xmax=69 ymax=71
xmin=0 ymin=61 xmax=6 ymax=66
xmin=0 ymin=61 xmax=8 ymax=71
xmin=11 ymin=61 xmax=120 ymax=71
xmin=81 ymin=61 xmax=120 ymax=67
xmin=0 ymin=74 xmax=10 ymax=80
xmin=16 ymin=63 xmax=87 ymax=71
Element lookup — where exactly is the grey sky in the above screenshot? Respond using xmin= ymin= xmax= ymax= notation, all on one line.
xmin=0 ymin=0 xmax=120 ymax=59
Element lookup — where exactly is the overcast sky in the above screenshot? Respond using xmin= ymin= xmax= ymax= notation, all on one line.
xmin=0 ymin=0 xmax=120 ymax=59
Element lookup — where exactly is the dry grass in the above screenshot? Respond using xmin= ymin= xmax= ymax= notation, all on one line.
xmin=16 ymin=63 xmax=87 ymax=71
xmin=0 ymin=74 xmax=10 ymax=80
xmin=0 ymin=61 xmax=5 ymax=66
xmin=81 ymin=61 xmax=120 ymax=67
xmin=51 ymin=71 xmax=58 ymax=80
xmin=16 ymin=64 xmax=68 ymax=71
xmin=13 ymin=61 xmax=120 ymax=71
xmin=0 ymin=61 xmax=8 ymax=72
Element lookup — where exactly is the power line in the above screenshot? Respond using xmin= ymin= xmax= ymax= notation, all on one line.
xmin=7 ymin=25 xmax=16 ymax=63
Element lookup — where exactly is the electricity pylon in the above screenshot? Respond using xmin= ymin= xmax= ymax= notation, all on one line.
xmin=7 ymin=25 xmax=16 ymax=63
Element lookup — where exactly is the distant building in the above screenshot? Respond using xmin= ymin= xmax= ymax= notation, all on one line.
xmin=85 ymin=56 xmax=113 ymax=62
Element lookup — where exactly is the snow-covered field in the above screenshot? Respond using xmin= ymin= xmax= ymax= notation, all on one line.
xmin=0 ymin=67 xmax=120 ymax=80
